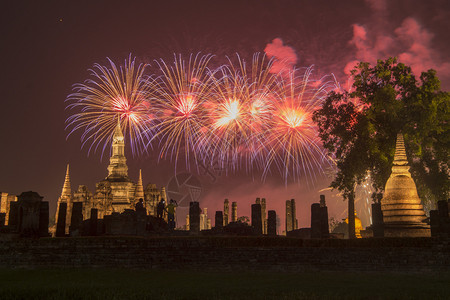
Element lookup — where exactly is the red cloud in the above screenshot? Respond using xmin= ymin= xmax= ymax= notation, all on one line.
xmin=345 ymin=17 xmax=450 ymax=80
xmin=264 ymin=38 xmax=298 ymax=75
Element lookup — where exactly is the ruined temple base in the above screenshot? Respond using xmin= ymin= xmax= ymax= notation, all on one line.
xmin=384 ymin=226 xmax=431 ymax=238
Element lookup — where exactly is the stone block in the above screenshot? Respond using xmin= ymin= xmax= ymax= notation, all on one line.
xmin=372 ymin=203 xmax=384 ymax=237
xmin=320 ymin=205 xmax=330 ymax=238
xmin=251 ymin=204 xmax=262 ymax=235
xmin=286 ymin=200 xmax=292 ymax=232
xmin=55 ymin=202 xmax=67 ymax=237
xmin=17 ymin=191 xmax=43 ymax=237
xmin=0 ymin=213 xmax=5 ymax=227
xmin=430 ymin=210 xmax=439 ymax=237
xmin=8 ymin=201 xmax=18 ymax=231
xmin=310 ymin=203 xmax=321 ymax=238
xmin=69 ymin=202 xmax=83 ymax=236
xmin=39 ymin=201 xmax=49 ymax=237
xmin=291 ymin=199 xmax=297 ymax=230
xmin=267 ymin=210 xmax=276 ymax=236
xmin=90 ymin=208 xmax=98 ymax=236
xmin=215 ymin=211 xmax=223 ymax=229
xmin=223 ymin=199 xmax=229 ymax=226
xmin=189 ymin=202 xmax=200 ymax=233
xmin=231 ymin=202 xmax=237 ymax=222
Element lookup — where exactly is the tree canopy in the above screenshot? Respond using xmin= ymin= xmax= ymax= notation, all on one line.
xmin=312 ymin=57 xmax=449 ymax=206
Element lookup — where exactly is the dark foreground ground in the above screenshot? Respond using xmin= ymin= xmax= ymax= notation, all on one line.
xmin=0 ymin=268 xmax=449 ymax=300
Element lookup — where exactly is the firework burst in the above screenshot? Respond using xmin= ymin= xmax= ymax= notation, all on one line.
xmin=206 ymin=53 xmax=278 ymax=172
xmin=149 ymin=53 xmax=215 ymax=169
xmin=265 ymin=67 xmax=335 ymax=183
xmin=66 ymin=55 xmax=154 ymax=155
xmin=66 ymin=53 xmax=337 ymax=184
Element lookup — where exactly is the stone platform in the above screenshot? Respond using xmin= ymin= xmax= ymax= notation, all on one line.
xmin=384 ymin=226 xmax=431 ymax=238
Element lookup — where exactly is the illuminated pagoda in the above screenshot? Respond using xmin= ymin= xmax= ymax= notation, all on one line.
xmin=380 ymin=133 xmax=430 ymax=237
xmin=54 ymin=121 xmax=167 ymax=234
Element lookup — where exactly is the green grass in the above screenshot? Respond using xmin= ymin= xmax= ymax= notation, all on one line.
xmin=0 ymin=268 xmax=448 ymax=299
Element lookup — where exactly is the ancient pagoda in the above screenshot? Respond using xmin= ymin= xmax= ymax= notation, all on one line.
xmin=53 ymin=120 xmax=167 ymax=235
xmin=381 ymin=133 xmax=430 ymax=237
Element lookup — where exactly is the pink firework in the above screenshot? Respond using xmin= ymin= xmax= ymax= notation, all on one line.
xmin=265 ymin=67 xmax=336 ymax=183
xmin=66 ymin=55 xmax=154 ymax=156
xmin=206 ymin=53 xmax=278 ymax=173
xmin=149 ymin=53 xmax=215 ymax=169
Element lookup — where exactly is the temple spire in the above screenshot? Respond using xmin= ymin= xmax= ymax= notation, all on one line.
xmin=393 ymin=133 xmax=408 ymax=166
xmin=107 ymin=120 xmax=128 ymax=178
xmin=113 ymin=118 xmax=124 ymax=140
xmin=135 ymin=169 xmax=144 ymax=199
xmin=391 ymin=133 xmax=411 ymax=177
xmin=61 ymin=164 xmax=71 ymax=198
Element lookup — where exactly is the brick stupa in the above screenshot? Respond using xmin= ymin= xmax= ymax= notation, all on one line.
xmin=381 ymin=133 xmax=430 ymax=237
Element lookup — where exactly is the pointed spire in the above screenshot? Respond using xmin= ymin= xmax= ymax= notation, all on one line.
xmin=135 ymin=169 xmax=144 ymax=200
xmin=107 ymin=118 xmax=128 ymax=178
xmin=113 ymin=118 xmax=124 ymax=140
xmin=61 ymin=164 xmax=71 ymax=198
xmin=393 ymin=133 xmax=408 ymax=166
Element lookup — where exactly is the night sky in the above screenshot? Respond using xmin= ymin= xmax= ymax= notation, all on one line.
xmin=1 ymin=0 xmax=449 ymax=228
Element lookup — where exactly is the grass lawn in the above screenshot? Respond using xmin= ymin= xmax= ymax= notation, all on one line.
xmin=0 ymin=268 xmax=448 ymax=299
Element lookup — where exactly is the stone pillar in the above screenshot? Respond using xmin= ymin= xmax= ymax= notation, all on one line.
xmin=319 ymin=194 xmax=326 ymax=207
xmin=8 ymin=201 xmax=18 ymax=231
xmin=251 ymin=204 xmax=262 ymax=235
xmin=348 ymin=193 xmax=356 ymax=239
xmin=55 ymin=202 xmax=67 ymax=237
xmin=430 ymin=210 xmax=439 ymax=237
xmin=267 ymin=210 xmax=277 ymax=236
xmin=215 ymin=211 xmax=223 ymax=229
xmin=200 ymin=209 xmax=206 ymax=231
xmin=189 ymin=201 xmax=200 ymax=233
xmin=320 ymin=195 xmax=329 ymax=238
xmin=223 ymin=199 xmax=229 ymax=226
xmin=311 ymin=203 xmax=321 ymax=238
xmin=90 ymin=208 xmax=98 ymax=236
xmin=70 ymin=202 xmax=83 ymax=236
xmin=39 ymin=202 xmax=49 ymax=237
xmin=291 ymin=199 xmax=297 ymax=230
xmin=207 ymin=218 xmax=211 ymax=230
xmin=185 ymin=214 xmax=190 ymax=230
xmin=286 ymin=200 xmax=292 ymax=233
xmin=231 ymin=202 xmax=237 ymax=222
xmin=0 ymin=213 xmax=5 ymax=227
xmin=261 ymin=198 xmax=267 ymax=234
xmin=372 ymin=202 xmax=384 ymax=237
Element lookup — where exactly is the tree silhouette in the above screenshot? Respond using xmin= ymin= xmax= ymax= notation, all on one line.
xmin=313 ymin=57 xmax=449 ymax=238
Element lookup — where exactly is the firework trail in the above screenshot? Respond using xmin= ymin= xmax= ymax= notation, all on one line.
xmin=66 ymin=55 xmax=154 ymax=156
xmin=206 ymin=53 xmax=278 ymax=173
xmin=148 ymin=53 xmax=215 ymax=170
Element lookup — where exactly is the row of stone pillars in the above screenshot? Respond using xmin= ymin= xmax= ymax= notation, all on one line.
xmin=188 ymin=200 xmax=278 ymax=236
xmin=223 ymin=199 xmax=238 ymax=226
xmin=188 ymin=196 xmax=332 ymax=237
xmin=285 ymin=195 xmax=331 ymax=238
xmin=55 ymin=202 xmax=98 ymax=237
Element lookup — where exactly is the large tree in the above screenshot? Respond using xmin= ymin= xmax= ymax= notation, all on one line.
xmin=313 ymin=57 xmax=449 ymax=238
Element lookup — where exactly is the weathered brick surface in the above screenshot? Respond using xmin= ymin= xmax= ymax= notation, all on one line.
xmin=0 ymin=236 xmax=448 ymax=272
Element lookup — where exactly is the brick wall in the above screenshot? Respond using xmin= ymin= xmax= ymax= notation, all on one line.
xmin=0 ymin=236 xmax=448 ymax=272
